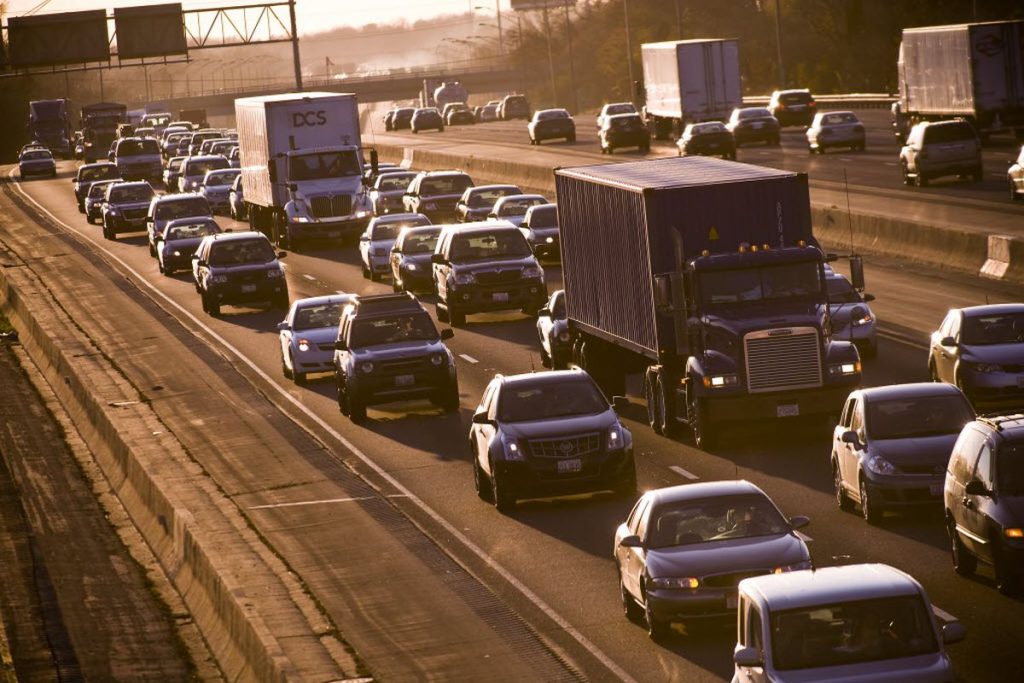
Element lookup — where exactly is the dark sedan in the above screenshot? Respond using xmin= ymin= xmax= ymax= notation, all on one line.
xmin=528 ymin=108 xmax=576 ymax=145
xmin=392 ymin=107 xmax=415 ymax=130
xmin=456 ymin=184 xmax=523 ymax=223
xmin=390 ymin=224 xmax=442 ymax=293
xmin=676 ymin=122 xmax=736 ymax=160
xmin=73 ymin=162 xmax=120 ymax=211
xmin=615 ymin=480 xmax=811 ymax=641
xmin=411 ymin=108 xmax=444 ymax=134
xmin=599 ymin=113 xmax=650 ymax=154
xmin=726 ymin=107 xmax=781 ymax=147
xmin=157 ymin=217 xmax=223 ymax=276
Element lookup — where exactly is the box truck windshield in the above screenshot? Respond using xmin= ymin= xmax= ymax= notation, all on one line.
xmin=700 ymin=262 xmax=822 ymax=306
xmin=289 ymin=151 xmax=361 ymax=181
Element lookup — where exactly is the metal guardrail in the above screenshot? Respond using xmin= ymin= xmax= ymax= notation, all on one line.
xmin=743 ymin=94 xmax=897 ymax=109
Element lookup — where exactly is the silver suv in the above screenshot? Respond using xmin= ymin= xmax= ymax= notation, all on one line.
xmin=900 ymin=119 xmax=982 ymax=187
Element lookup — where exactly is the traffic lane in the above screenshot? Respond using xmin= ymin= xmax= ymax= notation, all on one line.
xmin=22 ymin=167 xmax=1023 ymax=681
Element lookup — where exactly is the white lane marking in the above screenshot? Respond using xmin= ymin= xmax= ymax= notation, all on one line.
xmin=838 ymin=157 xmax=852 ymax=162
xmin=251 ymin=496 xmax=374 ymax=509
xmin=8 ymin=169 xmax=637 ymax=683
xmin=794 ymin=530 xmax=813 ymax=543
xmin=932 ymin=605 xmax=957 ymax=623
xmin=302 ymin=273 xmax=316 ymax=281
xmin=669 ymin=465 xmax=699 ymax=480
xmin=458 ymin=353 xmax=479 ymax=364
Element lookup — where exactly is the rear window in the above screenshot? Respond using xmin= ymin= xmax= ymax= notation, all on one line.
xmin=293 ymin=302 xmax=345 ymax=331
xmin=923 ymin=123 xmax=976 ymax=144
xmin=739 ymin=108 xmax=772 ymax=119
xmin=80 ymin=165 xmax=119 ymax=181
xmin=186 ymin=158 xmax=229 ymax=177
xmin=377 ymin=174 xmax=416 ymax=192
xmin=538 ymin=109 xmax=569 ymax=120
xmin=526 ymin=205 xmax=557 ymax=228
xmin=156 ymin=197 xmax=210 ymax=220
xmin=205 ymin=170 xmax=240 ymax=186
xmin=109 ymin=184 xmax=155 ymax=203
xmin=468 ymin=187 xmax=518 ymax=208
xmin=606 ymin=103 xmax=636 ymax=116
xmin=420 ymin=175 xmax=473 ymax=196
xmin=399 ymin=229 xmax=440 ymax=254
xmin=821 ymin=113 xmax=859 ymax=125
xmin=780 ymin=92 xmax=812 ymax=104
xmin=117 ymin=139 xmax=160 ymax=156
xmin=165 ymin=221 xmax=220 ymax=241
xmin=208 ymin=238 xmax=277 ymax=265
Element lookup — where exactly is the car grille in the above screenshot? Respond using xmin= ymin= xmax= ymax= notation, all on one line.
xmin=899 ymin=464 xmax=946 ymax=476
xmin=309 ymin=194 xmax=352 ymax=218
xmin=475 ymin=269 xmax=523 ymax=286
xmin=123 ymin=208 xmax=147 ymax=220
xmin=744 ymin=327 xmax=822 ymax=393
xmin=317 ymin=343 xmax=335 ymax=352
xmin=701 ymin=569 xmax=771 ymax=589
xmin=377 ymin=357 xmax=425 ymax=373
xmin=526 ymin=433 xmax=602 ymax=459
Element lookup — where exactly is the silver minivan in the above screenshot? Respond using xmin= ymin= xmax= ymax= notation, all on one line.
xmin=900 ymin=120 xmax=982 ymax=187
xmin=733 ymin=564 xmax=965 ymax=683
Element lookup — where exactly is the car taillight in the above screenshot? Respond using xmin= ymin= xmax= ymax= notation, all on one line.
xmin=808 ymin=101 xmax=816 ymax=107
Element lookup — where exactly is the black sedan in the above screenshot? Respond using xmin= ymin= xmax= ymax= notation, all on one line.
xmin=528 ymin=108 xmax=576 ymax=145
xmin=726 ymin=107 xmax=781 ymax=147
xmin=599 ymin=113 xmax=650 ymax=154
xmin=157 ymin=217 xmax=223 ymax=276
xmin=676 ymin=122 xmax=736 ymax=160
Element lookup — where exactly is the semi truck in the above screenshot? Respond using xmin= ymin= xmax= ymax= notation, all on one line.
xmin=434 ymin=81 xmax=469 ymax=109
xmin=235 ymin=92 xmax=375 ymax=249
xmin=80 ymin=102 xmax=127 ymax=163
xmin=554 ymin=156 xmax=863 ymax=448
xmin=27 ymin=99 xmax=73 ymax=157
xmin=641 ymin=39 xmax=742 ymax=140
xmin=894 ymin=20 xmax=1024 ymax=142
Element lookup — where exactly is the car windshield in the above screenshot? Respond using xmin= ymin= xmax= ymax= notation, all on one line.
xmin=646 ymin=493 xmax=789 ymax=549
xmin=740 ymin=108 xmax=772 ymax=119
xmin=349 ymin=313 xmax=438 ymax=347
xmin=866 ymin=394 xmax=974 ymax=439
xmin=539 ymin=109 xmax=569 ymax=120
xmin=496 ymin=378 xmax=607 ymax=422
xmin=205 ymin=171 xmax=239 ymax=187
xmin=143 ymin=114 xmax=171 ymax=127
xmin=156 ymin=198 xmax=210 ymax=219
xmin=960 ymin=312 xmax=1024 ymax=345
xmin=23 ymin=151 xmax=52 ymax=160
xmin=377 ymin=174 xmax=415 ymax=191
xmin=208 ymin=239 xmax=276 ymax=265
xmin=292 ymin=302 xmax=345 ymax=331
xmin=187 ymin=158 xmax=229 ymax=177
xmin=700 ymin=262 xmax=822 ymax=306
xmin=288 ymin=151 xmax=361 ymax=181
xmin=770 ymin=595 xmax=938 ymax=671
xmin=826 ymin=276 xmax=862 ymax=303
xmin=468 ymin=187 xmax=518 ymax=208
xmin=421 ymin=175 xmax=473 ymax=196
xmin=117 ymin=140 xmax=159 ymax=156
xmin=498 ymin=197 xmax=546 ymax=215
xmin=822 ymin=113 xmax=859 ymax=126
xmin=168 ymin=159 xmax=184 ymax=172
xmin=997 ymin=443 xmax=1024 ymax=495
xmin=400 ymin=230 xmax=440 ymax=254
xmin=527 ymin=206 xmax=557 ymax=228
xmin=109 ymin=185 xmax=154 ymax=203
xmin=925 ymin=124 xmax=975 ymax=144
xmin=165 ymin=221 xmax=220 ymax=241
xmin=81 ymin=166 xmax=118 ymax=181
xmin=450 ymin=231 xmax=532 ymax=261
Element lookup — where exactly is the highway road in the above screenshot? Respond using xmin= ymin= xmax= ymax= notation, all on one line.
xmin=5 ymin=160 xmax=1024 ymax=682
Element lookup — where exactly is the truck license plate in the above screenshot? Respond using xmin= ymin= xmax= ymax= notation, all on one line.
xmin=241 ymin=284 xmax=257 ymax=293
xmin=929 ymin=483 xmax=943 ymax=496
xmin=492 ymin=292 xmax=509 ymax=303
xmin=395 ymin=374 xmax=415 ymax=386
xmin=557 ymin=458 xmax=581 ymax=474
xmin=777 ymin=404 xmax=799 ymax=417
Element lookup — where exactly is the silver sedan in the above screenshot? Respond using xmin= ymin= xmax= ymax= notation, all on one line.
xmin=278 ymin=294 xmax=355 ymax=384
xmin=807 ymin=111 xmax=866 ymax=154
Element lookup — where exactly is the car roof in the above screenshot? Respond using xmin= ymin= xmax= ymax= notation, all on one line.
xmin=79 ymin=162 xmax=116 ymax=170
xmin=205 ymin=230 xmax=267 ymax=244
xmin=856 ymin=382 xmax=966 ymax=402
xmin=417 ymin=169 xmax=467 ymax=178
xmin=739 ymin=564 xmax=922 ymax=612
xmin=348 ymin=292 xmax=426 ymax=318
xmin=469 ymin=184 xmax=522 ymax=193
xmin=370 ymin=212 xmax=429 ymax=225
xmin=774 ymin=88 xmax=811 ymax=95
xmin=495 ymin=194 xmax=547 ymax=204
xmin=185 ymin=155 xmax=226 ymax=164
xmin=974 ymin=414 xmax=1024 ymax=435
xmin=153 ymin=192 xmax=207 ymax=203
xmin=291 ymin=293 xmax=355 ymax=311
xmin=960 ymin=303 xmax=1024 ymax=317
xmin=608 ymin=112 xmax=641 ymax=120
xmin=440 ymin=220 xmax=518 ymax=236
xmin=641 ymin=480 xmax=765 ymax=507
xmin=109 ymin=181 xmax=152 ymax=189
xmin=497 ymin=369 xmax=591 ymax=389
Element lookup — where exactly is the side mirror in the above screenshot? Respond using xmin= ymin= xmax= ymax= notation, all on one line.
xmin=612 ymin=396 xmax=629 ymax=412
xmin=940 ymin=336 xmax=957 ymax=347
xmin=334 ymin=339 xmax=348 ymax=351
xmin=277 ymin=251 xmax=287 ymax=258
xmin=965 ymin=480 xmax=990 ymax=497
xmin=824 ymin=252 xmax=839 ymax=263
xmin=849 ymin=254 xmax=865 ymax=291
xmin=196 ymin=259 xmax=208 ymax=267
xmin=862 ymin=293 xmax=876 ymax=303
xmin=471 ymin=412 xmax=492 ymax=425
xmin=431 ymin=253 xmax=445 ymax=264
xmin=537 ymin=306 xmax=551 ymax=317
xmin=276 ymin=321 xmax=290 ymax=331
xmin=840 ymin=430 xmax=861 ymax=447
xmin=286 ymin=182 xmax=297 ymax=192
xmin=733 ymin=647 xmax=763 ymax=668
xmin=789 ymin=515 xmax=810 ymax=531
xmin=618 ymin=534 xmax=642 ymax=548
xmin=440 ymin=328 xmax=455 ymax=340
xmin=941 ymin=621 xmax=967 ymax=645
xmin=359 ymin=235 xmax=369 ymax=241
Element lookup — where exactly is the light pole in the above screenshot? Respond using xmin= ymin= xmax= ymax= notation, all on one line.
xmin=623 ymin=0 xmax=635 ymax=100
xmin=474 ymin=3 xmax=504 ymax=55
xmin=563 ymin=1 xmax=579 ymax=113
xmin=542 ymin=4 xmax=557 ymax=106
xmin=772 ymin=0 xmax=785 ymax=86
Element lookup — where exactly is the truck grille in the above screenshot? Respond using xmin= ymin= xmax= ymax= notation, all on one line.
xmin=526 ymin=433 xmax=601 ymax=459
xmin=744 ymin=327 xmax=822 ymax=393
xmin=309 ymin=195 xmax=352 ymax=218
xmin=701 ymin=569 xmax=770 ymax=588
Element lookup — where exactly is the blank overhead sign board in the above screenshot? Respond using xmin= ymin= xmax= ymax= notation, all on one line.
xmin=7 ymin=10 xmax=110 ymax=67
xmin=115 ymin=3 xmax=187 ymax=59
xmin=511 ymin=0 xmax=576 ymax=10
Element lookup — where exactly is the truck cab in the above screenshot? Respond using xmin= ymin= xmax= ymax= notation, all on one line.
xmin=112 ymin=136 xmax=163 ymax=184
xmin=280 ymin=145 xmax=372 ymax=247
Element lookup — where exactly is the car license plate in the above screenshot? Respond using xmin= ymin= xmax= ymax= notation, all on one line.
xmin=557 ymin=458 xmax=581 ymax=474
xmin=395 ymin=374 xmax=415 ymax=386
xmin=791 ymin=104 xmax=806 ymax=110
xmin=241 ymin=284 xmax=257 ymax=293
xmin=752 ymin=122 xmax=763 ymax=129
xmin=492 ymin=292 xmax=509 ymax=303
xmin=726 ymin=595 xmax=738 ymax=609
xmin=929 ymin=483 xmax=943 ymax=496
xmin=777 ymin=404 xmax=800 ymax=417
xmin=708 ymin=143 xmax=719 ymax=149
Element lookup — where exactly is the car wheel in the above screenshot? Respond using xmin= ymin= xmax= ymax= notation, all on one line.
xmin=290 ymin=353 xmax=306 ymax=385
xmin=643 ymin=585 xmax=670 ymax=642
xmin=102 ymin=223 xmax=114 ymax=241
xmin=1012 ymin=180 xmax=1020 ymax=202
xmin=435 ymin=302 xmax=450 ymax=323
xmin=148 ymin=240 xmax=156 ymax=257
xmin=449 ymin=307 xmax=466 ymax=328
xmin=346 ymin=389 xmax=366 ymax=424
xmin=914 ymin=171 xmax=928 ymax=187
xmin=928 ymin=358 xmax=940 ymax=382
xmin=860 ymin=476 xmax=883 ymax=525
xmin=281 ymin=352 xmax=293 ymax=379
xmin=412 ymin=129 xmax=419 ymax=134
xmin=949 ymin=519 xmax=976 ymax=576
xmin=691 ymin=396 xmax=717 ymax=450
xmin=607 ymin=146 xmax=614 ymax=155
xmin=971 ymin=166 xmax=983 ymax=183
xmin=207 ymin=293 xmax=221 ymax=317
xmin=473 ymin=456 xmax=492 ymax=502
xmin=808 ymin=145 xmax=816 ymax=154
xmin=995 ymin=544 xmax=1020 ymax=595
xmin=370 ymin=269 xmax=382 ymax=283
xmin=620 ymin=573 xmax=643 ymax=622
xmin=834 ymin=459 xmax=854 ymax=512
xmin=86 ymin=214 xmax=94 ymax=225
xmin=901 ymin=163 xmax=914 ymax=186
xmin=490 ymin=462 xmax=516 ymax=513
xmin=539 ymin=345 xmax=551 ymax=368
xmin=567 ymin=134 xmax=576 ymax=143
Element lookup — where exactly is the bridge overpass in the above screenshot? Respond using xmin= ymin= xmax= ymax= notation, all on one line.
xmin=157 ymin=65 xmax=521 ymax=122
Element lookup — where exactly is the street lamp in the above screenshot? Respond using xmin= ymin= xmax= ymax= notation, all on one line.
xmin=473 ymin=2 xmax=504 ymax=55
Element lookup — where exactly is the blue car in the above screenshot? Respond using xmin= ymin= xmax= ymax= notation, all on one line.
xmin=278 ymin=294 xmax=355 ymax=384
xmin=157 ymin=217 xmax=223 ymax=276
xmin=19 ymin=148 xmax=57 ymax=179
xmin=827 ymin=273 xmax=878 ymax=358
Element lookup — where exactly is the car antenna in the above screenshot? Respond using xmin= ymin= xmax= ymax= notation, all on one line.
xmin=844 ymin=168 xmax=854 ymax=255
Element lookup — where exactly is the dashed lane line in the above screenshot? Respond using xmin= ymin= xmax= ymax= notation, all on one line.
xmin=932 ymin=605 xmax=957 ymax=623
xmin=459 ymin=353 xmax=479 ymax=364
xmin=669 ymin=465 xmax=699 ymax=480
xmin=250 ymin=494 xmax=409 ymax=510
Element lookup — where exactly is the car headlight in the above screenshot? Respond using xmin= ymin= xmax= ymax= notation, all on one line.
xmin=608 ymin=423 xmax=625 ymax=450
xmin=971 ymin=362 xmax=1001 ymax=373
xmin=430 ymin=352 xmax=445 ymax=366
xmin=108 ymin=207 xmax=120 ymax=215
xmin=405 ymin=262 xmax=417 ymax=271
xmin=703 ymin=373 xmax=738 ymax=388
xmin=501 ymin=434 xmax=525 ymax=461
xmin=355 ymin=210 xmax=370 ymax=218
xmin=545 ymin=236 xmax=554 ymax=244
xmin=172 ymin=250 xmax=182 ymax=257
xmin=453 ymin=271 xmax=476 ymax=286
xmin=558 ymin=331 xmax=571 ymax=343
xmin=865 ymin=454 xmax=897 ymax=475
xmin=297 ymin=339 xmax=311 ymax=352
xmin=210 ymin=274 xmax=228 ymax=284
xmin=852 ymin=313 xmax=874 ymax=327
xmin=828 ymin=361 xmax=861 ymax=377
xmin=267 ymin=269 xmax=285 ymax=279
xmin=359 ymin=361 xmax=374 ymax=374
xmin=649 ymin=577 xmax=700 ymax=590
xmin=522 ymin=265 xmax=544 ymax=279
xmin=773 ymin=560 xmax=813 ymax=574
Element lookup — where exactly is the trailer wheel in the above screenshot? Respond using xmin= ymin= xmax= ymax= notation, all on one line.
xmin=691 ymin=395 xmax=717 ymax=450
xmin=644 ymin=370 xmax=664 ymax=435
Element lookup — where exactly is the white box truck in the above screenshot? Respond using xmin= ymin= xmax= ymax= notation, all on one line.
xmin=235 ymin=92 xmax=375 ymax=248
xmin=893 ymin=20 xmax=1024 ymax=142
xmin=641 ymin=39 xmax=742 ymax=139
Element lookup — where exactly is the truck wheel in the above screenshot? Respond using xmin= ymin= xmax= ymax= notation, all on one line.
xmin=691 ymin=396 xmax=716 ymax=450
xmin=1011 ymin=181 xmax=1021 ymax=202
xmin=644 ymin=372 xmax=664 ymax=435
xmin=449 ymin=307 xmax=466 ymax=327
xmin=656 ymin=373 xmax=678 ymax=437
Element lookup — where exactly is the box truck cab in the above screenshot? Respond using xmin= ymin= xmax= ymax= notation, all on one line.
xmin=236 ymin=92 xmax=374 ymax=250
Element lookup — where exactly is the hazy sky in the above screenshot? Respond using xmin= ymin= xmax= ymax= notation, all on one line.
xmin=4 ymin=0 xmax=494 ymax=33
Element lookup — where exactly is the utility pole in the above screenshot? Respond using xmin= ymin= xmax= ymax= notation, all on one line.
xmin=675 ymin=0 xmax=683 ymax=37
xmin=495 ymin=0 xmax=504 ymax=55
xmin=288 ymin=0 xmax=303 ymax=91
xmin=564 ymin=1 xmax=579 ymax=114
xmin=773 ymin=0 xmax=785 ymax=86
xmin=542 ymin=5 xmax=557 ymax=106
xmin=623 ymin=0 xmax=635 ymax=100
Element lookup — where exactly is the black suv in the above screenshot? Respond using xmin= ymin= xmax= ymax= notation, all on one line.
xmin=945 ymin=414 xmax=1024 ymax=594
xmin=402 ymin=170 xmax=474 ymax=222
xmin=102 ymin=181 xmax=156 ymax=241
xmin=73 ymin=162 xmax=120 ymax=212
xmin=193 ymin=231 xmax=288 ymax=316
xmin=431 ymin=222 xmax=547 ymax=327
xmin=333 ymin=293 xmax=458 ymax=423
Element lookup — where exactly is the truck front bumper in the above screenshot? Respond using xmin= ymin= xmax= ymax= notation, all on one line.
xmin=289 ymin=216 xmax=368 ymax=240
xmin=688 ymin=383 xmax=856 ymax=424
